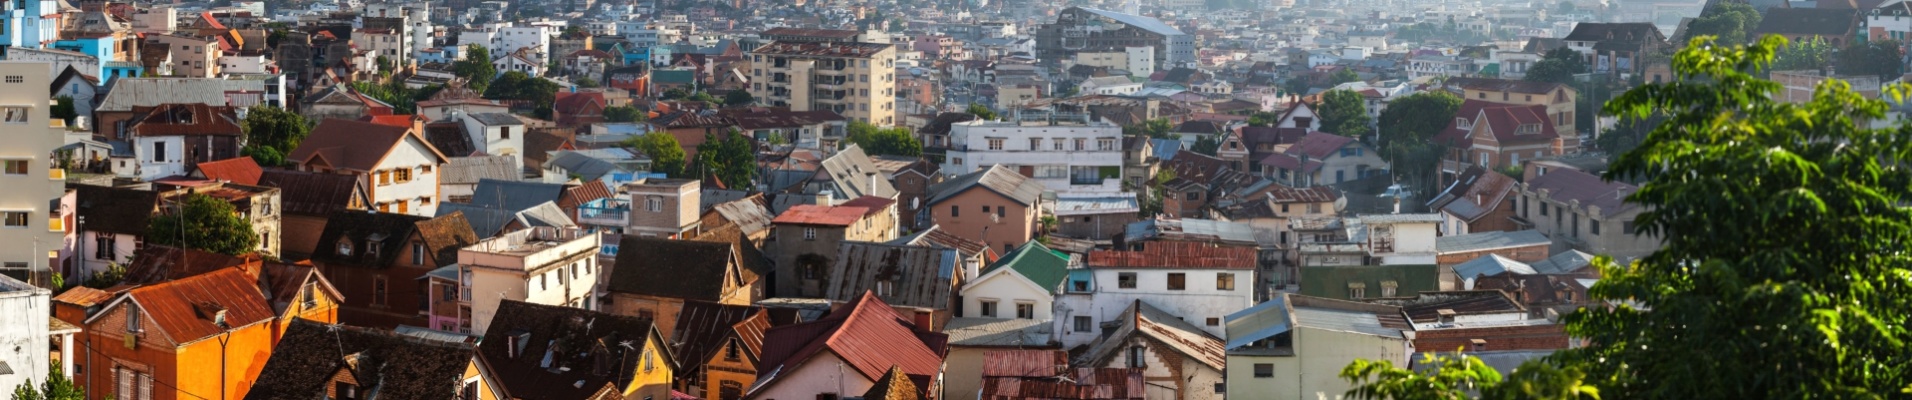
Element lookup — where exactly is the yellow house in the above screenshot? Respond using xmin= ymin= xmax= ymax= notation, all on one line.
xmin=479 ymin=300 xmax=675 ymax=400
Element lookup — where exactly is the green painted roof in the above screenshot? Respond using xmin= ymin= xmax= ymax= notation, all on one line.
xmin=979 ymin=241 xmax=1069 ymax=292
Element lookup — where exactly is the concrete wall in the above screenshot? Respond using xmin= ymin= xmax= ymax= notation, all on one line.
xmin=959 ymin=271 xmax=1052 ymax=320
xmin=365 ymin=137 xmax=442 ymax=217
xmin=0 ymin=281 xmax=51 ymax=393
xmin=1078 ymin=268 xmax=1254 ymax=338
xmin=1227 ymin=327 xmax=1408 ymax=400
xmin=746 ymin=351 xmax=874 ymax=400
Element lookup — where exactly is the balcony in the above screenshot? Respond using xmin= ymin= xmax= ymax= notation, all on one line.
xmin=577 ymin=204 xmax=629 ymax=227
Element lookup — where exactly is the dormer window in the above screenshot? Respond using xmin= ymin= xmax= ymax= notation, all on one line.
xmin=1516 ymin=124 xmax=1542 ymax=135
xmin=1456 ymin=118 xmax=1471 ymax=129
xmin=336 ymin=239 xmax=354 ymax=256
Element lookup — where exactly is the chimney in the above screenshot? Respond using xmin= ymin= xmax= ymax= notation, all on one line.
xmin=1437 ymin=309 xmax=1456 ymax=325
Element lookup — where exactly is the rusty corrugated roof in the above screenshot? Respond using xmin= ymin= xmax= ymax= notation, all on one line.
xmin=982 ymin=349 xmax=1067 ymax=378
xmin=1086 ymin=242 xmax=1257 ymax=270
xmin=123 ymin=267 xmax=275 ymax=345
xmin=772 ymin=204 xmax=870 ymax=226
xmin=824 ymin=242 xmax=955 ymax=310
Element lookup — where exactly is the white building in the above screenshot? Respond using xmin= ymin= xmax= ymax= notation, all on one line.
xmin=0 ymin=62 xmax=70 ymax=283
xmin=1224 ymin=293 xmax=1411 ymax=400
xmin=1079 ymin=76 xmax=1141 ymax=95
xmin=288 ymin=119 xmax=447 ymax=217
xmin=459 ymin=227 xmax=602 ymax=335
xmin=1052 ymin=242 xmax=1258 ymax=348
xmin=0 ymin=274 xmax=54 ymax=392
xmin=959 ymin=242 xmax=1068 ymax=320
xmin=495 ymin=25 xmax=553 ymax=65
xmin=354 ymin=27 xmax=411 ymax=69
xmin=943 ymin=117 xmax=1125 ymax=193
xmin=455 ymin=112 xmax=527 ymax=168
xmin=1352 ymin=214 xmax=1442 ymax=265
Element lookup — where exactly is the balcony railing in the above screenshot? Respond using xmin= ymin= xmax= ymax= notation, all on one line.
xmin=577 ymin=206 xmax=628 ymax=226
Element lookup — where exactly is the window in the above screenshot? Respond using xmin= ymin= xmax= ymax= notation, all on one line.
xmin=803 ymin=227 xmax=816 ymax=240
xmin=0 ymin=107 xmax=24 ymax=123
xmin=0 ymin=211 xmax=24 ymax=227
xmin=411 ymin=242 xmax=425 ymax=265
xmin=1215 ymin=383 xmax=1226 ymax=394
xmin=1 ymin=160 xmax=25 ymax=175
xmin=987 ymin=138 xmax=1003 ymax=150
xmin=1073 ymin=316 xmax=1092 ymax=332
xmin=1349 ymin=282 xmax=1367 ymax=299
xmin=1015 ymin=303 xmax=1034 ymax=319
xmin=949 ymin=205 xmax=959 ymax=217
xmin=377 ymin=171 xmax=391 ymax=186
xmin=96 ymin=236 xmax=116 ymax=260
xmin=1540 ymin=203 xmax=1549 ymax=216
xmin=725 ymin=340 xmax=741 ymax=361
xmin=1381 ymin=280 xmax=1399 ymax=297
xmin=1166 ymin=273 xmax=1186 ymax=290
xmin=1217 ymin=273 xmax=1235 ymax=290
xmin=1591 ymin=220 xmax=1601 ymax=235
xmin=1118 ymin=272 xmax=1136 ymax=288
xmin=395 ymin=168 xmax=411 ymax=182
xmin=1075 ymin=138 xmax=1086 ymax=150
xmin=126 ymin=305 xmax=141 ymax=332
xmin=336 ymin=382 xmax=359 ymax=400
xmin=1127 ymin=346 xmax=1147 ymax=367
xmin=500 ymin=126 xmax=511 ymax=139
xmin=373 ymin=276 xmax=388 ymax=306
xmin=1098 ymin=138 xmax=1114 ymax=150
xmin=1053 ymin=138 xmax=1064 ymax=150
xmin=1206 ymin=317 xmax=1220 ymax=326
xmin=151 ymin=142 xmax=165 ymax=162
xmin=645 ymin=197 xmax=663 ymax=212
xmin=979 ymin=300 xmax=997 ymax=317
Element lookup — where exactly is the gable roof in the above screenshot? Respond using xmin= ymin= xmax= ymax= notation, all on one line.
xmin=976 ymin=242 xmax=1069 ymax=293
xmin=608 ymin=237 xmax=740 ymax=302
xmin=309 ymin=211 xmax=430 ymax=268
xmin=125 ymin=103 xmax=243 ymax=137
xmin=772 ymin=204 xmax=871 ymax=226
xmin=752 ymin=292 xmax=947 ymax=396
xmin=193 ymin=157 xmax=262 ymax=185
xmin=825 ymin=242 xmax=957 ymax=310
xmin=289 ymin=119 xmax=443 ymax=171
xmin=121 ymin=245 xmax=246 ymax=284
xmin=1529 ymin=250 xmax=1595 ymax=275
xmin=1432 ymin=99 xmax=1500 ymax=145
xmin=1562 ymin=22 xmax=1665 ymax=43
xmin=114 ymin=267 xmax=275 ymax=346
xmin=816 ymin=145 xmax=900 ymax=199
xmin=257 ymin=170 xmax=366 ymax=216
xmin=1435 ymin=230 xmax=1552 ymax=254
xmin=708 ymin=195 xmax=776 ymax=236
xmin=442 ymin=156 xmax=521 ymax=185
xmin=1283 ymin=131 xmax=1356 ymax=159
xmin=1526 ymin=168 xmax=1639 ymax=214
xmin=74 ymin=185 xmax=160 ymax=235
xmin=1081 ymin=300 xmax=1224 ymax=369
xmin=890 ymin=225 xmax=998 ymax=263
xmin=468 ymin=179 xmax=568 ymax=212
xmin=1477 ymin=104 xmax=1559 ymax=145
xmin=413 ymin=211 xmax=480 ymax=267
xmin=1427 ymin=165 xmax=1518 ymax=222
xmin=1756 ymin=8 xmax=1858 ymax=36
xmin=424 ymin=122 xmax=477 ymax=157
xmin=670 ymin=300 xmax=767 ymax=367
xmin=927 ymin=165 xmax=1044 ymax=206
xmin=1224 ymin=293 xmax=1409 ymax=352
xmin=478 ymin=300 xmax=666 ymax=400
xmin=247 ymin=319 xmax=475 ymax=400
xmin=1442 ymin=77 xmax=1569 ymax=95
xmin=94 ymin=78 xmax=267 ymax=112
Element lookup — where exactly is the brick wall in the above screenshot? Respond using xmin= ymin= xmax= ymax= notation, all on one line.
xmin=1411 ymin=323 xmax=1569 ymax=352
xmin=1435 ymin=243 xmax=1549 ymax=266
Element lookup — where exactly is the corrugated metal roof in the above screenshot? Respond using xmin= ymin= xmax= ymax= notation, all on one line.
xmin=753 ymin=292 xmax=945 ymax=396
xmin=1357 ymin=213 xmax=1446 ymax=224
xmin=1053 ymin=193 xmax=1140 ymax=216
xmin=1436 ymin=230 xmax=1551 ymax=254
xmin=1075 ymin=7 xmax=1185 ymax=36
xmin=1530 ymin=250 xmax=1595 ymax=275
xmin=1452 ymin=254 xmax=1539 ymax=280
xmin=95 ymin=78 xmax=267 ymax=112
xmin=945 ymin=318 xmax=1053 ymax=347
xmin=982 ymin=349 xmax=1067 ymax=377
xmin=122 ymin=267 xmax=276 ymax=345
xmin=1087 ymin=241 xmax=1258 ymax=270
xmin=928 ymin=165 xmax=1043 ymax=206
xmin=711 ymin=196 xmax=776 ymax=235
xmin=772 ymin=204 xmax=870 ymax=226
xmin=824 ymin=242 xmax=956 ymax=310
xmin=1223 ymin=297 xmax=1293 ymax=351
xmin=1080 ymin=301 xmax=1225 ymax=370
xmin=1123 ymin=218 xmax=1258 ymax=246
xmin=442 ymin=156 xmax=521 ymax=185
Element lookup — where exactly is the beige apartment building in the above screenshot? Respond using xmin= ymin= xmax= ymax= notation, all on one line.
xmin=0 ymin=62 xmax=69 ymax=284
xmin=747 ymin=40 xmax=898 ymax=126
xmin=145 ymin=34 xmax=222 ymax=77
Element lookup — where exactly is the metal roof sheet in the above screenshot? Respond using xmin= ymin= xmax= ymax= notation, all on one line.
xmin=944 ymin=318 xmax=1053 ymax=347
xmin=1452 ymin=254 xmax=1539 ymax=280
xmin=1436 ymin=230 xmax=1551 ymax=254
xmin=1053 ymin=193 xmax=1140 ymax=216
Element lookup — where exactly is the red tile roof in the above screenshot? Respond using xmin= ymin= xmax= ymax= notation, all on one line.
xmin=983 ymin=350 xmax=1068 ymax=378
xmin=193 ymin=157 xmax=262 ymax=185
xmin=288 ymin=119 xmax=443 ymax=172
xmin=754 ymin=292 xmax=946 ymax=394
xmin=1086 ymin=242 xmax=1258 ymax=270
xmin=1478 ymin=104 xmax=1559 ymax=145
xmin=120 ymin=267 xmax=275 ymax=345
xmin=1432 ymin=99 xmax=1499 ymax=145
xmin=772 ymin=204 xmax=870 ymax=226
xmin=360 ymin=114 xmax=420 ymax=128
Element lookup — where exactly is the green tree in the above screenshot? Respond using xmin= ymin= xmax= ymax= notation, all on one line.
xmin=11 ymin=362 xmax=86 ymax=400
xmin=146 ymin=194 xmax=259 ymax=256
xmin=1341 ymin=351 xmax=1503 ymax=400
xmin=1837 ymin=39 xmax=1905 ymax=81
xmin=1770 ymin=37 xmax=1834 ymax=72
xmin=242 ymin=106 xmax=310 ymax=167
xmin=966 ymin=103 xmax=998 ymax=120
xmin=483 ymin=71 xmax=560 ymax=119
xmin=1680 ymin=2 xmax=1760 ymax=45
xmin=1122 ymin=118 xmax=1176 ymax=140
xmin=1247 ymin=111 xmax=1282 ymax=127
xmin=724 ymin=90 xmax=755 ymax=107
xmin=452 ymin=45 xmax=497 ymax=93
xmin=1318 ymin=89 xmax=1372 ymax=138
xmin=575 ymin=76 xmax=600 ymax=88
xmin=1190 ymin=135 xmax=1221 ymax=156
xmin=661 ymin=87 xmax=690 ymax=100
xmin=845 ymin=121 xmax=923 ymax=157
xmin=603 ymin=105 xmax=644 ymax=123
xmin=1526 ymin=47 xmax=1588 ymax=84
xmin=1376 ymin=91 xmax=1462 ymax=197
xmin=1551 ymin=33 xmax=1912 ymax=397
xmin=1330 ymin=68 xmax=1360 ymax=85
xmin=1283 ymin=76 xmax=1312 ymax=97
xmin=694 ymin=129 xmax=756 ymax=187
xmin=50 ymin=96 xmax=75 ymax=124
xmin=626 ymin=132 xmax=687 ymax=178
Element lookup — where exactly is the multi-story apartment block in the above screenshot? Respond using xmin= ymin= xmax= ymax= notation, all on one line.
xmin=747 ymin=40 xmax=898 ymax=126
xmin=0 ymin=62 xmax=71 ymax=284
xmin=455 ymin=227 xmax=602 ymax=335
xmin=1052 ymin=242 xmax=1258 ymax=347
xmin=1036 ymin=7 xmax=1194 ymax=70
xmin=0 ymin=0 xmax=60 ymax=50
xmin=942 ymin=116 xmax=1124 ymax=192
xmin=353 ymin=27 xmax=411 ymax=69
xmin=143 ymin=34 xmax=221 ymax=78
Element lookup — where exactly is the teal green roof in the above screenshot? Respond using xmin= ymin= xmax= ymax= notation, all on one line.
xmin=979 ymin=241 xmax=1069 ymax=291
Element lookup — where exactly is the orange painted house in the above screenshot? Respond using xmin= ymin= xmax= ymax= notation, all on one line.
xmin=76 ymin=267 xmax=279 ymax=400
